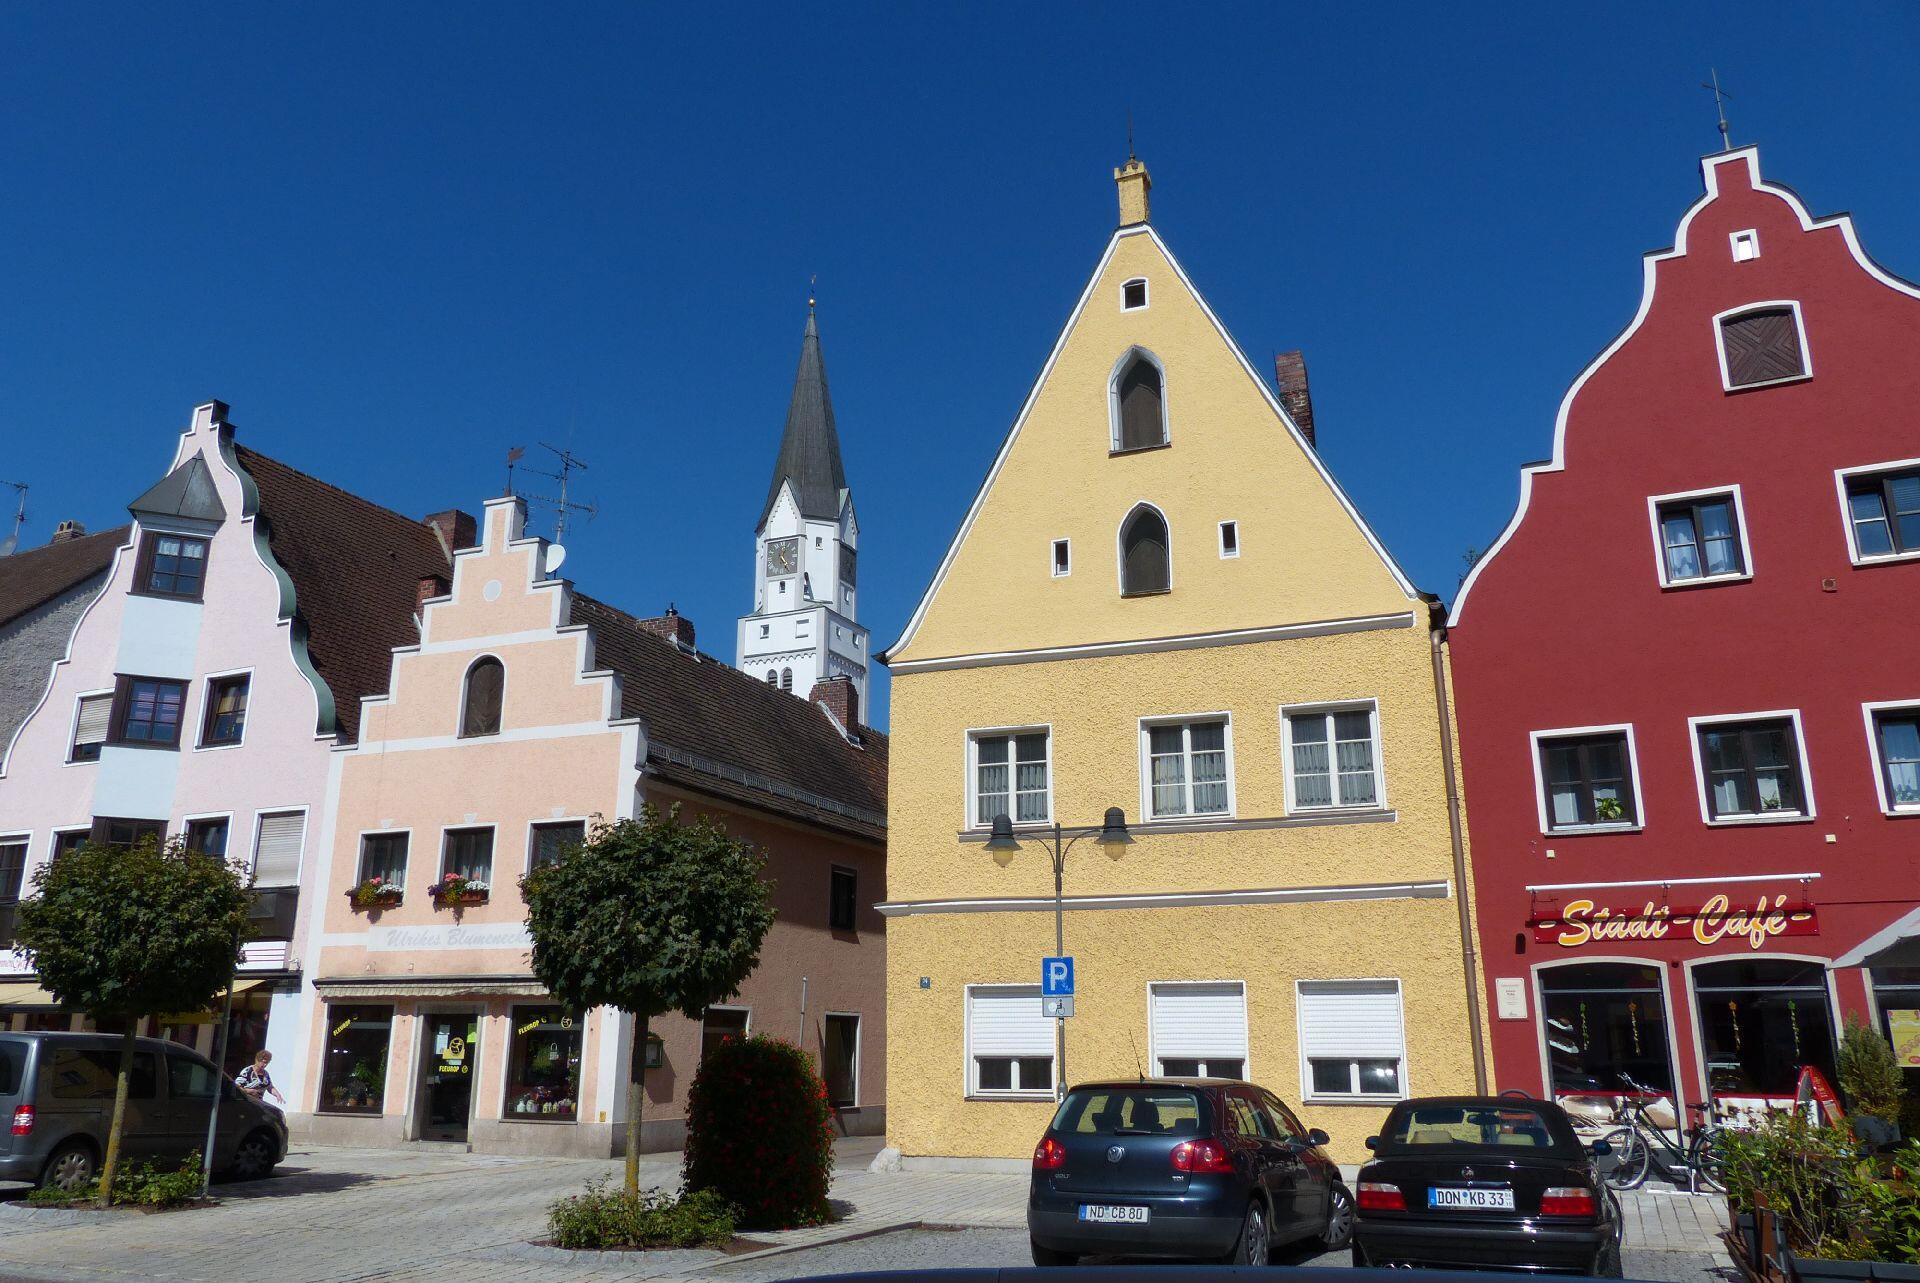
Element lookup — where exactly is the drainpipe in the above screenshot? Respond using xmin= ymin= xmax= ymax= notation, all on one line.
xmin=1428 ymin=602 xmax=1489 ymax=1093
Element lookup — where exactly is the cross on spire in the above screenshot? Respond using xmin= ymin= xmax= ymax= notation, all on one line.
xmin=1702 ymin=69 xmax=1733 ymax=151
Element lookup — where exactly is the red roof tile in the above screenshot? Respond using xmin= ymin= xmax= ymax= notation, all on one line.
xmin=0 ymin=527 xmax=128 ymax=629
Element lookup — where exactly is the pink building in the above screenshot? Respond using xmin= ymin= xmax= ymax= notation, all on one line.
xmin=295 ymin=496 xmax=886 ymax=1156
xmin=0 ymin=401 xmax=455 ymax=1068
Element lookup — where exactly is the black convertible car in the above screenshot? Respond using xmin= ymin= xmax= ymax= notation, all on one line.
xmin=1352 ymin=1096 xmax=1624 ymax=1276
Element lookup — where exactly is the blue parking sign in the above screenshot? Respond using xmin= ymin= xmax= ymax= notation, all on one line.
xmin=1042 ymin=956 xmax=1075 ymax=996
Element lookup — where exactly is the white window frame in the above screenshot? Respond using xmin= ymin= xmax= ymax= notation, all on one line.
xmin=1115 ymin=500 xmax=1174 ymax=595
xmin=1138 ymin=714 xmax=1236 ymax=822
xmin=438 ymin=823 xmax=499 ymax=884
xmin=0 ymin=830 xmax=31 ymax=901
xmin=1146 ymin=980 xmax=1250 ymax=1079
xmin=1861 ymin=700 xmax=1920 ymax=816
xmin=1834 ymin=456 xmax=1920 ymax=567
xmin=1646 ymin=484 xmax=1754 ymax=589
xmin=247 ymin=805 xmax=310 ymax=886
xmin=1527 ymin=723 xmax=1646 ymax=835
xmin=1218 ymin=521 xmax=1239 ymax=559
xmin=1295 ymin=977 xmax=1409 ymax=1105
xmin=48 ymin=827 xmax=89 ymax=863
xmin=354 ymin=827 xmax=413 ymax=889
xmin=1119 ymin=276 xmax=1149 ymax=311
xmin=66 ymin=688 xmax=114 ymax=764
xmin=1107 ymin=347 xmax=1171 ymax=452
xmin=1687 ymin=708 xmax=1818 ymax=825
xmin=1050 ymin=538 xmax=1071 ymax=578
xmin=1713 ymin=299 xmax=1812 ymax=392
xmin=1730 ymin=229 xmax=1760 ymax=262
xmin=822 ymin=1011 xmax=862 ymax=1108
xmin=524 ymin=816 xmax=591 ymax=876
xmin=962 ymin=983 xmax=1055 ymax=1099
xmin=701 ymin=1004 xmax=751 ymax=1052
xmin=1280 ymin=699 xmax=1387 ymax=814
xmin=964 ymin=725 xmax=1054 ymax=831
xmin=179 ymin=810 xmax=235 ymax=859
xmin=194 ymin=666 xmax=255 ymax=752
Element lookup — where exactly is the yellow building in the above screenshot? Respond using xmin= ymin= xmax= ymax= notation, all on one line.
xmin=878 ymin=159 xmax=1487 ymax=1167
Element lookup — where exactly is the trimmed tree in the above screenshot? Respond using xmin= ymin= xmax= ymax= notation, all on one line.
xmin=522 ymin=804 xmax=775 ymax=1193
xmin=14 ymin=837 xmax=252 ymax=1205
xmin=684 ymin=1034 xmax=835 ymax=1228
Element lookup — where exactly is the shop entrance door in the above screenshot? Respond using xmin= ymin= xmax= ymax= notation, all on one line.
xmin=420 ymin=1012 xmax=479 ymax=1142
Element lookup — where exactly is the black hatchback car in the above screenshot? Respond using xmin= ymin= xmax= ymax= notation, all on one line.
xmin=1027 ymin=1078 xmax=1353 ymax=1267
xmin=1352 ymin=1096 xmax=1623 ymax=1276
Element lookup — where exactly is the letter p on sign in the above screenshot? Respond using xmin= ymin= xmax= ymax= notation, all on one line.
xmin=1043 ymin=956 xmax=1075 ymax=996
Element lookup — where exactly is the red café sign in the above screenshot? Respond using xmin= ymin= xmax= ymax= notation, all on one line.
xmin=1531 ymin=892 xmax=1818 ymax=950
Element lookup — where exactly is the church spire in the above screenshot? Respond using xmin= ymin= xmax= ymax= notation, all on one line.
xmin=758 ymin=306 xmax=849 ymax=531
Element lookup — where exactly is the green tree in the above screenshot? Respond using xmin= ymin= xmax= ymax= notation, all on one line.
xmin=15 ymin=838 xmax=251 ymax=1205
xmin=522 ymin=805 xmax=775 ymax=1193
xmin=1838 ymin=1014 xmax=1904 ymax=1124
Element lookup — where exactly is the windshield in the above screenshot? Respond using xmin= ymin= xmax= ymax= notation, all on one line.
xmin=1051 ymin=1087 xmax=1205 ymax=1137
xmin=1379 ymin=1104 xmax=1575 ymax=1154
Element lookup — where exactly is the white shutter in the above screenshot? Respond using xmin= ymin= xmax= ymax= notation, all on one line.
xmin=73 ymin=695 xmax=112 ymax=747
xmin=251 ymin=811 xmax=306 ymax=887
xmin=1297 ymin=980 xmax=1404 ymax=1059
xmin=967 ymin=986 xmax=1053 ymax=1057
xmin=1151 ymin=982 xmax=1249 ymax=1061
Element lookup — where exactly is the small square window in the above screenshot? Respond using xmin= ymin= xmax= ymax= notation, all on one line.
xmin=112 ymin=676 xmax=188 ymax=748
xmin=135 ymin=531 xmax=209 ymax=600
xmin=52 ymin=830 xmax=88 ymax=860
xmin=1218 ymin=521 xmax=1239 ymax=558
xmin=529 ymin=820 xmax=585 ymax=870
xmin=1121 ymin=278 xmax=1148 ymax=310
xmin=1051 ymin=539 xmax=1070 ymax=577
xmin=1731 ymin=230 xmax=1760 ymax=262
xmin=759 ymin=623 xmax=770 ymax=638
xmin=200 ymin=674 xmax=250 ymax=747
xmin=1653 ymin=491 xmax=1747 ymax=585
xmin=185 ymin=817 xmax=229 ymax=859
xmin=1843 ymin=465 xmax=1920 ymax=561
xmin=69 ymin=693 xmax=112 ymax=762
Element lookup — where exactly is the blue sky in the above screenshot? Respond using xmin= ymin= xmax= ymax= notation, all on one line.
xmin=4 ymin=4 xmax=1916 ymax=727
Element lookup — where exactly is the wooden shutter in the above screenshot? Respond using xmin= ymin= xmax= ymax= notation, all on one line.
xmin=1122 ymin=510 xmax=1170 ymax=594
xmin=461 ymin=658 xmax=504 ymax=736
xmin=1150 ymin=982 xmax=1248 ymax=1064
xmin=1118 ymin=359 xmax=1165 ymax=449
xmin=1721 ymin=309 xmax=1805 ymax=386
xmin=252 ymin=811 xmax=306 ymax=887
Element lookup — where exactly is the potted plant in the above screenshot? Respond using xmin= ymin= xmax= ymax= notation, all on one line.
xmin=431 ymin=872 xmax=490 ymax=907
xmin=348 ymin=875 xmax=403 ymax=909
xmin=1839 ymin=1018 xmax=1905 ymax=1149
xmin=1595 ymin=796 xmax=1627 ymax=823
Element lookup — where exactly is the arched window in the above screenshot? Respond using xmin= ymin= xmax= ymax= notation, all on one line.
xmin=460 ymin=657 xmax=504 ymax=737
xmin=1120 ymin=506 xmax=1171 ymax=596
xmin=780 ymin=668 xmax=793 ymax=692
xmin=1112 ymin=350 xmax=1167 ymax=451
xmin=765 ymin=670 xmax=778 ymax=684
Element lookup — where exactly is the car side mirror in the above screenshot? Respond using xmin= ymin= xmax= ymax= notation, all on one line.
xmin=1308 ymin=1128 xmax=1331 ymax=1147
xmin=1591 ymin=1139 xmax=1612 ymax=1157
xmin=1364 ymin=1135 xmax=1380 ymax=1152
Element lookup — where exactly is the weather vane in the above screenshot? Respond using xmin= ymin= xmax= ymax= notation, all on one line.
xmin=1702 ymin=69 xmax=1732 ymax=151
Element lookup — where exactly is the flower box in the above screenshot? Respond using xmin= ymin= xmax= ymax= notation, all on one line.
xmin=346 ymin=888 xmax=402 ymax=910
xmin=431 ymin=889 xmax=490 ymax=908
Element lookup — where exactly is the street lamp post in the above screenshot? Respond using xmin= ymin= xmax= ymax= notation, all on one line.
xmin=985 ymin=806 xmax=1133 ymax=1100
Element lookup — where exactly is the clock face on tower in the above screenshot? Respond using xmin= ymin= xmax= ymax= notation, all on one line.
xmin=766 ymin=537 xmax=799 ymax=577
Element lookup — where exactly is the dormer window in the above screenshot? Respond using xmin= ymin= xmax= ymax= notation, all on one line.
xmin=134 ymin=532 xmax=209 ymax=601
xmin=460 ymin=656 xmax=504 ymax=737
xmin=1111 ymin=350 xmax=1168 ymax=452
xmin=1121 ymin=278 xmax=1148 ymax=310
xmin=1717 ymin=303 xmax=1808 ymax=390
xmin=1120 ymin=505 xmax=1171 ymax=596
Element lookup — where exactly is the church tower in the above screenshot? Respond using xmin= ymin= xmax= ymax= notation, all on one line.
xmin=735 ymin=305 xmax=869 ymax=711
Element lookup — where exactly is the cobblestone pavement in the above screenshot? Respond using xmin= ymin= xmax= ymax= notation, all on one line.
xmin=0 ymin=1143 xmax=1733 ymax=1282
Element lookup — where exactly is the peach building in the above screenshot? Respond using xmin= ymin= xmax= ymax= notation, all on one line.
xmin=292 ymin=497 xmax=886 ymax=1156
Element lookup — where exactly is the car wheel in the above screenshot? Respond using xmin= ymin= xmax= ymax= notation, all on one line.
xmin=1320 ymin=1183 xmax=1356 ymax=1250
xmin=228 ymin=1129 xmax=279 ymax=1182
xmin=1600 ymin=1127 xmax=1650 ymax=1190
xmin=1223 ymin=1200 xmax=1270 ymax=1267
xmin=1030 ymin=1237 xmax=1078 ymax=1267
xmin=40 ymin=1140 xmax=97 ymax=1193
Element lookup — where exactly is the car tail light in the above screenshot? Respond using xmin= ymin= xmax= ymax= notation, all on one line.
xmin=9 ymin=1106 xmax=32 ymax=1136
xmin=1540 ymin=1186 xmax=1597 ymax=1217
xmin=1357 ymin=1181 xmax=1406 ymax=1211
xmin=1033 ymin=1136 xmax=1067 ymax=1170
xmin=1170 ymin=1138 xmax=1234 ymax=1174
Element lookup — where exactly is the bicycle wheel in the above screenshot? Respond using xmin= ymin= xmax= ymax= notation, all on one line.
xmin=1600 ymin=1127 xmax=1650 ymax=1190
xmin=1691 ymin=1129 xmax=1727 ymax=1193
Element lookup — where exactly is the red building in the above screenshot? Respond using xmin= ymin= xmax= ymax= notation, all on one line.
xmin=1450 ymin=147 xmax=1920 ymax=1126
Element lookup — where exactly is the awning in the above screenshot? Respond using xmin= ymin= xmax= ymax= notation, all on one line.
xmin=1833 ymin=906 xmax=1920 ymax=969
xmin=0 ymin=982 xmax=59 ymax=1007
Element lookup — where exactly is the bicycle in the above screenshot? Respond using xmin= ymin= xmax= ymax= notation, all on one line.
xmin=1596 ymin=1078 xmax=1727 ymax=1193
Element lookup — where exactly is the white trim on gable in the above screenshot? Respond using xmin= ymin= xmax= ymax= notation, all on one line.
xmin=881 ymin=224 xmax=1419 ymax=664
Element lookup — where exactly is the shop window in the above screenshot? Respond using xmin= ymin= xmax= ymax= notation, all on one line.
xmin=970 ymin=729 xmax=1051 ymax=828
xmin=1285 ymin=704 xmax=1382 ymax=810
xmin=318 ymin=1004 xmax=392 ymax=1113
xmin=823 ymin=1013 xmax=859 ymax=1108
xmin=503 ymin=1006 xmax=582 ymax=1121
xmin=134 ymin=531 xmax=209 ymax=600
xmin=200 ymin=674 xmax=250 ymax=747
xmin=1150 ymin=981 xmax=1247 ymax=1079
xmin=529 ymin=821 xmax=586 ymax=871
xmin=1695 ymin=715 xmax=1809 ymax=820
xmin=828 ymin=865 xmax=857 ymax=932
xmin=1535 ymin=730 xmax=1638 ymax=830
xmin=1693 ymin=959 xmax=1837 ymax=1103
xmin=1143 ymin=718 xmax=1230 ymax=819
xmin=1538 ymin=963 xmax=1675 ymax=1108
xmin=966 ymin=984 xmax=1053 ymax=1096
xmin=1296 ymin=979 xmax=1405 ymax=1101
xmin=460 ymin=657 xmax=504 ymax=737
xmin=1870 ymin=968 xmax=1920 ymax=1091
xmin=701 ymin=1007 xmax=749 ymax=1061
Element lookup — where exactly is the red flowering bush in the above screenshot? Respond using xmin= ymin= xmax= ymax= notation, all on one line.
xmin=682 ymin=1034 xmax=834 ymax=1229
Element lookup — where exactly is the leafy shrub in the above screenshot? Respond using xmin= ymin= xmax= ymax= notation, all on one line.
xmin=683 ymin=1034 xmax=834 ymax=1230
xmin=1721 ymin=1111 xmax=1920 ymax=1264
xmin=547 ymin=1181 xmax=737 ymax=1250
xmin=1838 ymin=1016 xmax=1904 ymax=1124
xmin=26 ymin=1153 xmax=204 ymax=1210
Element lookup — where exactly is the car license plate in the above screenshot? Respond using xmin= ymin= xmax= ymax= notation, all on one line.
xmin=1079 ymin=1204 xmax=1151 ymax=1224
xmin=1428 ymin=1186 xmax=1515 ymax=1210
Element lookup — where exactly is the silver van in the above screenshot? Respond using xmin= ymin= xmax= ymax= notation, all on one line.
xmin=0 ymin=1032 xmax=287 ymax=1190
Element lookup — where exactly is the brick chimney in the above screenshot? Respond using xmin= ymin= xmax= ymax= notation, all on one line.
xmin=809 ymin=675 xmax=859 ymax=730
xmin=416 ymin=575 xmax=450 ymax=613
xmin=48 ymin=520 xmax=88 ymax=545
xmin=423 ymin=509 xmax=477 ymax=558
xmin=638 ymin=606 xmax=695 ymax=650
xmin=1274 ymin=350 xmax=1316 ymax=448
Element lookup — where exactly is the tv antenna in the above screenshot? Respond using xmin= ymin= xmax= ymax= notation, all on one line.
xmin=505 ymin=443 xmax=597 ymax=543
xmin=1702 ymin=69 xmax=1733 ymax=151
xmin=0 ymin=481 xmax=26 ymax=557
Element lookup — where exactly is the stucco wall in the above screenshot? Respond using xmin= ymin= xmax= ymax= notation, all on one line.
xmin=0 ymin=583 xmax=99 ymax=767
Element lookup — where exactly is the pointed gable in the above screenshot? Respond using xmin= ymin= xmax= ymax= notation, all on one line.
xmin=129 ymin=452 xmax=227 ymax=524
xmin=885 ymin=218 xmax=1418 ymax=667
xmin=759 ymin=311 xmax=849 ymax=529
